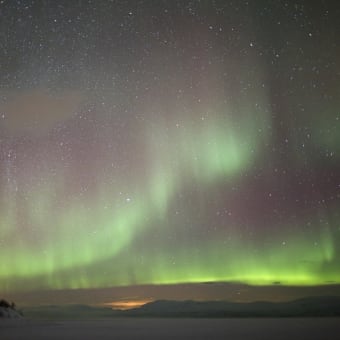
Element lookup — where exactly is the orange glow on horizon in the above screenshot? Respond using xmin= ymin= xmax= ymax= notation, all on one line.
xmin=103 ymin=299 xmax=153 ymax=310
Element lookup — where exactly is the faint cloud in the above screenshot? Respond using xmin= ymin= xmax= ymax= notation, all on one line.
xmin=0 ymin=89 xmax=83 ymax=136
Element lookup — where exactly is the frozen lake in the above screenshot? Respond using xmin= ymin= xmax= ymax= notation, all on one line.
xmin=1 ymin=318 xmax=339 ymax=339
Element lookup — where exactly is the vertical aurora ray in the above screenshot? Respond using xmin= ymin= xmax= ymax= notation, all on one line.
xmin=134 ymin=216 xmax=339 ymax=286
xmin=1 ymin=83 xmax=339 ymax=290
xmin=0 ymin=103 xmax=263 ymax=288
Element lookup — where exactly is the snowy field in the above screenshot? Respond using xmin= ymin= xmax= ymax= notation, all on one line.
xmin=1 ymin=318 xmax=339 ymax=340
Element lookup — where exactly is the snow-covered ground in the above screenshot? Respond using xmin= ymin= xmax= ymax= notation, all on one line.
xmin=0 ymin=306 xmax=22 ymax=319
xmin=1 ymin=318 xmax=339 ymax=340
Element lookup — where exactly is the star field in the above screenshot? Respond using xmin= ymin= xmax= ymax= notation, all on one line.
xmin=0 ymin=1 xmax=339 ymax=302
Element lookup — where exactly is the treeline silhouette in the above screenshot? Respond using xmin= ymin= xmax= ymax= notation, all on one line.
xmin=0 ymin=299 xmax=16 ymax=309
xmin=0 ymin=299 xmax=23 ymax=317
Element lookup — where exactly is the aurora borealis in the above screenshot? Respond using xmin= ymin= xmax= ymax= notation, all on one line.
xmin=1 ymin=1 xmax=340 ymax=305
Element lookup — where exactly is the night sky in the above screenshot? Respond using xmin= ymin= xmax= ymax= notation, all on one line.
xmin=1 ymin=0 xmax=340 ymax=306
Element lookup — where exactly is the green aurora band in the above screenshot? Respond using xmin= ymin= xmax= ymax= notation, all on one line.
xmin=1 ymin=97 xmax=339 ymax=292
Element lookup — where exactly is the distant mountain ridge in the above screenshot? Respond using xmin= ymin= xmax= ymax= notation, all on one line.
xmin=21 ymin=296 xmax=340 ymax=319
xmin=123 ymin=296 xmax=340 ymax=317
xmin=23 ymin=304 xmax=117 ymax=319
xmin=0 ymin=299 xmax=23 ymax=319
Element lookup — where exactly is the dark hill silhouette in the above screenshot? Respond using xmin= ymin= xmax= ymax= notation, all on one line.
xmin=122 ymin=296 xmax=340 ymax=317
xmin=21 ymin=296 xmax=340 ymax=319
xmin=0 ymin=299 xmax=22 ymax=318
